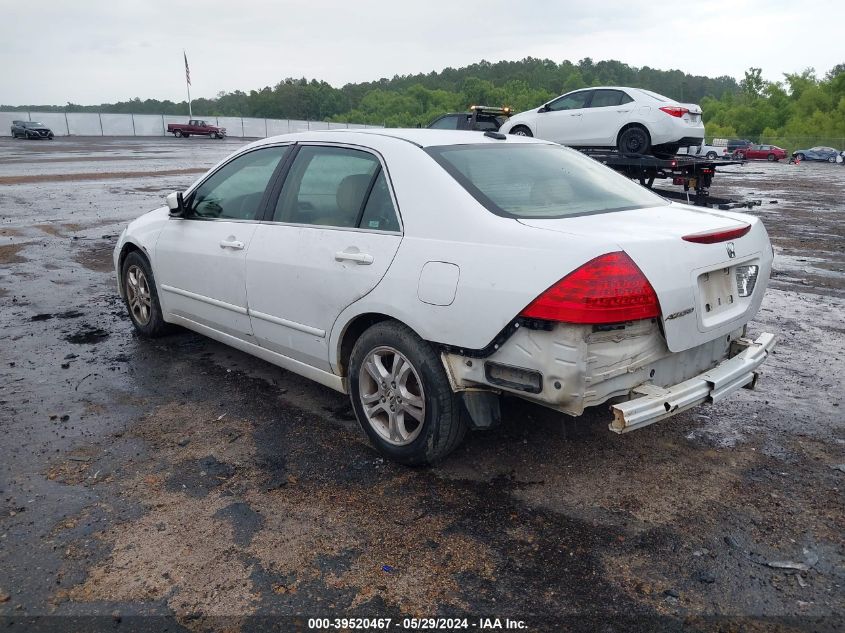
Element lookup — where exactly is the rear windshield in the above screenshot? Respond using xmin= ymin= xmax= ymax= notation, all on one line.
xmin=426 ymin=143 xmax=667 ymax=218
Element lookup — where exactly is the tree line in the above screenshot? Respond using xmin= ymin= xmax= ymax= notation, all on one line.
xmin=4 ymin=58 xmax=844 ymax=149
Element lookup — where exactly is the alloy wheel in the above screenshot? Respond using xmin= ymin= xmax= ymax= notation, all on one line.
xmin=358 ymin=346 xmax=425 ymax=446
xmin=125 ymin=264 xmax=152 ymax=326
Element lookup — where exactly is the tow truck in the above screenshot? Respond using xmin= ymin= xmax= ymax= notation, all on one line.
xmin=427 ymin=105 xmax=512 ymax=132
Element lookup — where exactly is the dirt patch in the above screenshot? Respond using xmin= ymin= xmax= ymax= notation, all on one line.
xmin=0 ymin=167 xmax=206 ymax=186
xmin=75 ymin=241 xmax=114 ymax=272
xmin=64 ymin=326 xmax=110 ymax=344
xmin=0 ymin=242 xmax=30 ymax=264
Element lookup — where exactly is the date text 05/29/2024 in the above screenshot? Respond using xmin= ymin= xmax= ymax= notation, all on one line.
xmin=307 ymin=617 xmax=528 ymax=630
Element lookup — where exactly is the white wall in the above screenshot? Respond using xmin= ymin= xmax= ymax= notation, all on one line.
xmin=0 ymin=111 xmax=382 ymax=137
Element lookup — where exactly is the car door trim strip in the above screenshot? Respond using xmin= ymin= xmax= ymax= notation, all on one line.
xmin=160 ymin=284 xmax=248 ymax=315
xmin=249 ymin=310 xmax=326 ymax=338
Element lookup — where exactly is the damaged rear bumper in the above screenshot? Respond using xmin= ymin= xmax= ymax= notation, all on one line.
xmin=610 ymin=332 xmax=777 ymax=433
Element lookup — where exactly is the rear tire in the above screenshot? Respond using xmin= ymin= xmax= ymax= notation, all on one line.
xmin=706 ymin=151 xmax=717 ymax=159
xmin=349 ymin=321 xmax=467 ymax=465
xmin=617 ymin=126 xmax=650 ymax=155
xmin=828 ymin=156 xmax=836 ymax=163
xmin=174 ymin=130 xmax=183 ymax=138
xmin=121 ymin=251 xmax=170 ymax=338
xmin=509 ymin=125 xmax=533 ymax=137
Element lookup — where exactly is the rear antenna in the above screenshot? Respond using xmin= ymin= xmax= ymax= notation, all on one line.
xmin=484 ymin=131 xmax=507 ymax=140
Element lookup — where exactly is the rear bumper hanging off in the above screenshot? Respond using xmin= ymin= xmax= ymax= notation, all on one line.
xmin=610 ymin=332 xmax=777 ymax=433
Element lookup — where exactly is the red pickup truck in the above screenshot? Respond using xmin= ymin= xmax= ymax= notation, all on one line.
xmin=167 ymin=119 xmax=227 ymax=139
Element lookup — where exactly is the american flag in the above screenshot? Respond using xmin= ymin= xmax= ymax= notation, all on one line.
xmin=184 ymin=51 xmax=191 ymax=86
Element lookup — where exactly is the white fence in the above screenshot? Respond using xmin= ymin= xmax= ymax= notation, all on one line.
xmin=0 ymin=111 xmax=382 ymax=138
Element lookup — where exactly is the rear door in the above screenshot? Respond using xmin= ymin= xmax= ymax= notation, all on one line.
xmin=536 ymin=90 xmax=592 ymax=145
xmin=578 ymin=89 xmax=633 ymax=145
xmin=154 ymin=145 xmax=291 ymax=339
xmin=245 ymin=144 xmax=402 ymax=371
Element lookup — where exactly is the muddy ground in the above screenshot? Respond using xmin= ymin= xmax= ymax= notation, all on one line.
xmin=0 ymin=137 xmax=842 ymax=632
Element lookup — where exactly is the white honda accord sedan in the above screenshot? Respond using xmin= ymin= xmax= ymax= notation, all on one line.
xmin=114 ymin=129 xmax=775 ymax=464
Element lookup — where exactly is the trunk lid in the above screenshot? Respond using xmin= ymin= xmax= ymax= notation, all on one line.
xmin=518 ymin=204 xmax=772 ymax=352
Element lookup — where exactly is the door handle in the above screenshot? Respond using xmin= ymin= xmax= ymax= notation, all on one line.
xmin=219 ymin=238 xmax=245 ymax=250
xmin=617 ymin=109 xmax=631 ymax=113
xmin=569 ymin=113 xmax=583 ymax=117
xmin=335 ymin=250 xmax=374 ymax=265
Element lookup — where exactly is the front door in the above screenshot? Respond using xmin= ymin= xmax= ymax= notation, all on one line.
xmin=155 ymin=145 xmax=290 ymax=339
xmin=246 ymin=145 xmax=402 ymax=371
xmin=536 ymin=90 xmax=592 ymax=145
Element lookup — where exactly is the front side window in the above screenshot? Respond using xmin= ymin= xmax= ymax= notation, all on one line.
xmin=427 ymin=143 xmax=667 ymax=219
xmin=546 ymin=91 xmax=591 ymax=112
xmin=273 ymin=146 xmax=399 ymax=231
xmin=190 ymin=146 xmax=289 ymax=220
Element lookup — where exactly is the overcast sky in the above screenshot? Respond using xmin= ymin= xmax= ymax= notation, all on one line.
xmin=1 ymin=0 xmax=842 ymax=106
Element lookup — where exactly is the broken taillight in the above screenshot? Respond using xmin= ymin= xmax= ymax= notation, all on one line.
xmin=519 ymin=252 xmax=660 ymax=324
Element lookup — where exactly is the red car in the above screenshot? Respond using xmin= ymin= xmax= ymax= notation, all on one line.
xmin=735 ymin=144 xmax=787 ymax=162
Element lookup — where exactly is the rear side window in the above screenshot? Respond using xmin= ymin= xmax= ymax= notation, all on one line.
xmin=273 ymin=146 xmax=400 ymax=231
xmin=429 ymin=115 xmax=461 ymax=130
xmin=589 ymin=90 xmax=629 ymax=108
xmin=427 ymin=143 xmax=667 ymax=219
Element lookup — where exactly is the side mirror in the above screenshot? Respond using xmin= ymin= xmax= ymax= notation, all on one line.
xmin=538 ymin=105 xmax=550 ymax=113
xmin=166 ymin=191 xmax=186 ymax=217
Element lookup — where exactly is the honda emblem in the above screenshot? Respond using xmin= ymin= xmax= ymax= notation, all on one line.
xmin=726 ymin=242 xmax=736 ymax=258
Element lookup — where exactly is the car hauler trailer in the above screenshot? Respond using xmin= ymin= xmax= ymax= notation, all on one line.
xmin=580 ymin=150 xmax=761 ymax=210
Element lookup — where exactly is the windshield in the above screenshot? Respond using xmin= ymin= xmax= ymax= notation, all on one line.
xmin=426 ymin=143 xmax=667 ymax=219
xmin=24 ymin=122 xmax=45 ymax=128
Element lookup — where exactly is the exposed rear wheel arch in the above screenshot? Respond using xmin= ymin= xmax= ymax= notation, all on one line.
xmin=338 ymin=313 xmax=401 ymax=377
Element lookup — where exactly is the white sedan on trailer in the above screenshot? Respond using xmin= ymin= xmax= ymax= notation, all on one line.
xmin=498 ymin=86 xmax=705 ymax=157
xmin=114 ymin=129 xmax=775 ymax=465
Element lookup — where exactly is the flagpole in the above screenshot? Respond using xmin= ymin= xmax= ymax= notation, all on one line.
xmin=184 ymin=50 xmax=192 ymax=118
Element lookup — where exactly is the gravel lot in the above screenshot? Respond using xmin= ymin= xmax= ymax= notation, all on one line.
xmin=0 ymin=136 xmax=843 ymax=632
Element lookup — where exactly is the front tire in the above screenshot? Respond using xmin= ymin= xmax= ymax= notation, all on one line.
xmin=509 ymin=125 xmax=533 ymax=137
xmin=617 ymin=126 xmax=650 ymax=155
xmin=210 ymin=132 xmax=218 ymax=139
xmin=796 ymin=153 xmax=805 ymax=161
xmin=121 ymin=251 xmax=169 ymax=337
xmin=767 ymin=153 xmax=776 ymax=162
xmin=349 ymin=321 xmax=466 ymax=465
xmin=706 ymin=151 xmax=717 ymax=159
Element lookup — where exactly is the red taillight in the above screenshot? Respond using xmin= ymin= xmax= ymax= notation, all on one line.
xmin=519 ymin=252 xmax=660 ymax=324
xmin=659 ymin=106 xmax=690 ymax=118
xmin=682 ymin=224 xmax=751 ymax=244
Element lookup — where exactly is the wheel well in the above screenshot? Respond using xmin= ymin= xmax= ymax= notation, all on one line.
xmin=509 ymin=124 xmax=532 ymax=133
xmin=337 ymin=313 xmax=396 ymax=376
xmin=117 ymin=242 xmax=143 ymax=285
xmin=616 ymin=123 xmax=650 ymax=145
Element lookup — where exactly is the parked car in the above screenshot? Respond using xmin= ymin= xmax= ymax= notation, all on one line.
xmin=791 ymin=146 xmax=841 ymax=162
xmin=727 ymin=139 xmax=753 ymax=154
xmin=498 ymin=87 xmax=704 ymax=158
xmin=166 ymin=119 xmax=226 ymax=139
xmin=735 ymin=144 xmax=787 ymax=161
xmin=10 ymin=120 xmax=54 ymax=140
xmin=114 ymin=129 xmax=775 ymax=464
xmin=427 ymin=106 xmax=511 ymax=132
xmin=680 ymin=138 xmax=730 ymax=160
